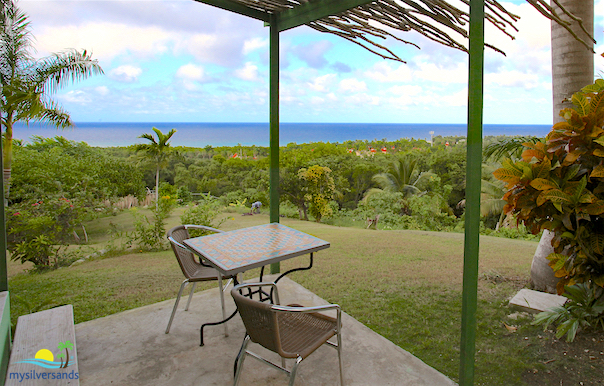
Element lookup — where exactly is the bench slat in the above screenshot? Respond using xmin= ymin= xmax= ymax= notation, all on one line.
xmin=6 ymin=305 xmax=79 ymax=385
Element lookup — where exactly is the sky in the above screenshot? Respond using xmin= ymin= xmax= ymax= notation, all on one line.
xmin=18 ymin=0 xmax=604 ymax=125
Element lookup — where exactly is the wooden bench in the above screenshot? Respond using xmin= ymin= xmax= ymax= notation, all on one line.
xmin=5 ymin=305 xmax=79 ymax=385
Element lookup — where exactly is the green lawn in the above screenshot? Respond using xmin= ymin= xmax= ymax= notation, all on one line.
xmin=7 ymin=211 xmax=603 ymax=385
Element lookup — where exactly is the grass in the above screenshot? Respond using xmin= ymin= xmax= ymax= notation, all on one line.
xmin=7 ymin=210 xmax=604 ymax=385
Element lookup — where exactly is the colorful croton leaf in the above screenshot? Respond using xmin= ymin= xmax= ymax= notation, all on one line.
xmin=493 ymin=80 xmax=604 ymax=294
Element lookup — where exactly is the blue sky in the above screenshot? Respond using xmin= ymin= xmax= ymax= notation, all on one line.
xmin=20 ymin=0 xmax=604 ymax=125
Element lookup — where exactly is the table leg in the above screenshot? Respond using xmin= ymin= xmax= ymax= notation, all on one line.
xmin=200 ymin=275 xmax=240 ymax=346
xmin=274 ymin=253 xmax=314 ymax=284
xmin=218 ymin=275 xmax=228 ymax=337
xmin=200 ymin=309 xmax=238 ymax=346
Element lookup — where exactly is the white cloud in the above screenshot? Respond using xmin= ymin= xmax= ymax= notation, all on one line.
xmin=344 ymin=93 xmax=379 ymax=106
xmin=36 ymin=22 xmax=174 ymax=62
xmin=95 ymin=86 xmax=110 ymax=96
xmin=485 ymin=70 xmax=541 ymax=89
xmin=365 ymin=62 xmax=412 ymax=82
xmin=441 ymin=88 xmax=467 ymax=107
xmin=386 ymin=85 xmax=422 ymax=96
xmin=59 ymin=90 xmax=91 ymax=104
xmin=339 ymin=78 xmax=367 ymax=92
xmin=235 ymin=62 xmax=259 ymax=81
xmin=307 ymin=74 xmax=337 ymax=92
xmin=310 ymin=96 xmax=325 ymax=105
xmin=176 ymin=64 xmax=205 ymax=81
xmin=413 ymin=62 xmax=467 ymax=84
xmin=109 ymin=65 xmax=143 ymax=82
xmin=243 ymin=38 xmax=268 ymax=55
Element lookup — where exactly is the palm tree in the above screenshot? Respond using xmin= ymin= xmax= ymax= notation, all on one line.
xmin=365 ymin=157 xmax=433 ymax=199
xmin=480 ymin=179 xmax=506 ymax=230
xmin=57 ymin=340 xmax=73 ymax=368
xmin=551 ymin=0 xmax=594 ymax=123
xmin=483 ymin=136 xmax=542 ymax=162
xmin=0 ymin=0 xmax=103 ymax=193
xmin=135 ymin=127 xmax=177 ymax=207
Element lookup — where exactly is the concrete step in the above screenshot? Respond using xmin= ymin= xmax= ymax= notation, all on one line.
xmin=509 ymin=288 xmax=567 ymax=314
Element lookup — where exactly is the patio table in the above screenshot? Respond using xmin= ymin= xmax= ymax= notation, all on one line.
xmin=183 ymin=222 xmax=330 ymax=345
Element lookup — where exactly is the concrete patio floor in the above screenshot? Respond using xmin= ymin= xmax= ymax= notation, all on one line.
xmin=75 ymin=275 xmax=455 ymax=385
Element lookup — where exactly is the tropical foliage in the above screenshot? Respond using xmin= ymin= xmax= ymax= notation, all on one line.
xmin=0 ymin=0 xmax=102 ymax=191
xmin=494 ymin=79 xmax=604 ymax=293
xmin=533 ymin=282 xmax=604 ymax=342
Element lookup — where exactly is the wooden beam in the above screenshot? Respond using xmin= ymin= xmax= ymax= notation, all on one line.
xmin=276 ymin=0 xmax=374 ymax=32
xmin=193 ymin=0 xmax=270 ymax=22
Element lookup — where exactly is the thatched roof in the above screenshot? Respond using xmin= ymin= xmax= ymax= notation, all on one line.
xmin=197 ymin=0 xmax=595 ymax=62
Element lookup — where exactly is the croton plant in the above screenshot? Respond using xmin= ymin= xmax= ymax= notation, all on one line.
xmin=494 ymin=79 xmax=604 ymax=294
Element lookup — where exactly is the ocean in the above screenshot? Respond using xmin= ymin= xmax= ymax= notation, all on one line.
xmin=11 ymin=122 xmax=552 ymax=148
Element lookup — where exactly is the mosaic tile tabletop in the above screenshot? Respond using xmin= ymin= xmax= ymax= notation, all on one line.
xmin=183 ymin=223 xmax=330 ymax=275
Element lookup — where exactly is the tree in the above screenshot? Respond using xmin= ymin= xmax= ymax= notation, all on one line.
xmin=298 ymin=165 xmax=335 ymax=223
xmin=365 ymin=156 xmax=433 ymax=201
xmin=550 ymin=0 xmax=595 ymax=122
xmin=0 ymin=0 xmax=103 ymax=193
xmin=134 ymin=127 xmax=177 ymax=207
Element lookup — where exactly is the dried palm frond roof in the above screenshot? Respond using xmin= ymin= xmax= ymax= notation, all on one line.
xmin=197 ymin=0 xmax=595 ymax=62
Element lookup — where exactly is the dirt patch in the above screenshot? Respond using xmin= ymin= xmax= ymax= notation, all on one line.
xmin=522 ymin=331 xmax=604 ymax=386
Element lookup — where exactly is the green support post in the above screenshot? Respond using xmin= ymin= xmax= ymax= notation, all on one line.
xmin=269 ymin=15 xmax=281 ymax=274
xmin=459 ymin=0 xmax=484 ymax=385
xmin=0 ymin=130 xmax=7 ymax=292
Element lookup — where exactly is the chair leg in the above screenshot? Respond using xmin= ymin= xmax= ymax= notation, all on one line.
xmin=218 ymin=275 xmax=228 ymax=337
xmin=288 ymin=356 xmax=303 ymax=386
xmin=165 ymin=279 xmax=189 ymax=334
xmin=233 ymin=336 xmax=251 ymax=386
xmin=185 ymin=282 xmax=197 ymax=311
xmin=337 ymin=334 xmax=345 ymax=386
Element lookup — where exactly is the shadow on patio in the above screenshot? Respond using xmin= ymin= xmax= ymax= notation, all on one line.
xmin=75 ymin=275 xmax=455 ymax=385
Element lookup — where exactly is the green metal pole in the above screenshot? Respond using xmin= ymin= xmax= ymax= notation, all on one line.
xmin=269 ymin=15 xmax=280 ymax=274
xmin=0 ymin=126 xmax=7 ymax=291
xmin=459 ymin=0 xmax=484 ymax=384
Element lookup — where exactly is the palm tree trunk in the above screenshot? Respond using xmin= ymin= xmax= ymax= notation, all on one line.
xmin=2 ymin=114 xmax=14 ymax=199
xmin=155 ymin=165 xmax=160 ymax=210
xmin=551 ymin=0 xmax=594 ymax=124
xmin=531 ymin=0 xmax=595 ymax=293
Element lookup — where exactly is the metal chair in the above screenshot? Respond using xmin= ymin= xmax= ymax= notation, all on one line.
xmin=165 ymin=224 xmax=234 ymax=334
xmin=232 ymin=282 xmax=344 ymax=386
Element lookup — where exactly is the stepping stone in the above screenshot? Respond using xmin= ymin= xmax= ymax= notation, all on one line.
xmin=508 ymin=288 xmax=567 ymax=314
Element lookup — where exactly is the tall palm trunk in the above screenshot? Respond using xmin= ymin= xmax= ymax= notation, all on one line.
xmin=155 ymin=165 xmax=160 ymax=210
xmin=551 ymin=0 xmax=594 ymax=120
xmin=531 ymin=0 xmax=594 ymax=292
xmin=2 ymin=113 xmax=14 ymax=199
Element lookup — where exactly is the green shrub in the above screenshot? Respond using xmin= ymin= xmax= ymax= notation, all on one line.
xmin=180 ymin=194 xmax=225 ymax=237
xmin=128 ymin=196 xmax=176 ymax=251
xmin=7 ymin=196 xmax=87 ymax=269
xmin=533 ymin=282 xmax=604 ymax=342
xmin=176 ymin=186 xmax=192 ymax=203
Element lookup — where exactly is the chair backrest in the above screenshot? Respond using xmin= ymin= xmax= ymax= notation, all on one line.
xmin=231 ymin=288 xmax=283 ymax=355
xmin=167 ymin=225 xmax=199 ymax=279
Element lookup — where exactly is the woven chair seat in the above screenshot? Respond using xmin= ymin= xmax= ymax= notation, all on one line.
xmin=232 ymin=283 xmax=344 ymax=386
xmin=278 ymin=305 xmax=337 ymax=359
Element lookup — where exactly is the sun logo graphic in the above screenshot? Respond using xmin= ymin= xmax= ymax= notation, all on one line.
xmin=16 ymin=341 xmax=75 ymax=369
